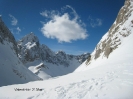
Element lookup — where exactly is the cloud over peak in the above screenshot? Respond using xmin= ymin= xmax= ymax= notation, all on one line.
xmin=9 ymin=14 xmax=18 ymax=26
xmin=40 ymin=5 xmax=88 ymax=43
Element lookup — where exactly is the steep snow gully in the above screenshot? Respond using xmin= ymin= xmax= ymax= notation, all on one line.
xmin=0 ymin=0 xmax=133 ymax=99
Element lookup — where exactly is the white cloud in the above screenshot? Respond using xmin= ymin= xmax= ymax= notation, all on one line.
xmin=40 ymin=5 xmax=88 ymax=43
xmin=62 ymin=5 xmax=79 ymax=20
xmin=40 ymin=10 xmax=60 ymax=18
xmin=88 ymin=16 xmax=102 ymax=28
xmin=9 ymin=14 xmax=18 ymax=26
xmin=16 ymin=27 xmax=21 ymax=32
xmin=40 ymin=10 xmax=49 ymax=18
xmin=10 ymin=27 xmax=21 ymax=34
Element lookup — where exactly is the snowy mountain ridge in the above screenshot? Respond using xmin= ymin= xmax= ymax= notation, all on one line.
xmin=18 ymin=33 xmax=89 ymax=65
xmin=0 ymin=15 xmax=90 ymax=86
xmin=17 ymin=32 xmax=90 ymax=79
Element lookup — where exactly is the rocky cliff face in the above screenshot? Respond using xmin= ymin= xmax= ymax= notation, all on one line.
xmin=86 ymin=0 xmax=133 ymax=65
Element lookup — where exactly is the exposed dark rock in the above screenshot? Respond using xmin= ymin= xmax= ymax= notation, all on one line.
xmin=104 ymin=45 xmax=112 ymax=58
xmin=94 ymin=49 xmax=102 ymax=59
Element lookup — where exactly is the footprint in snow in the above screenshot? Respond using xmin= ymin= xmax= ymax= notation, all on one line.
xmin=89 ymin=86 xmax=93 ymax=91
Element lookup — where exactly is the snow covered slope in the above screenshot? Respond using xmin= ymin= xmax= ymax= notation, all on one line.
xmin=0 ymin=17 xmax=41 ymax=87
xmin=0 ymin=0 xmax=133 ymax=98
xmin=75 ymin=0 xmax=133 ymax=72
xmin=0 ymin=24 xmax=133 ymax=99
xmin=17 ymin=33 xmax=90 ymax=79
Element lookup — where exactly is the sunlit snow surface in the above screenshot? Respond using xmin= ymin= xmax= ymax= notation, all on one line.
xmin=0 ymin=26 xmax=133 ymax=99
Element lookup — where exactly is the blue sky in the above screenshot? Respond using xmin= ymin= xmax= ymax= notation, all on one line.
xmin=0 ymin=0 xmax=125 ymax=55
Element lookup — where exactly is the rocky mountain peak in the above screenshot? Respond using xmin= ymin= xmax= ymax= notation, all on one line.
xmin=18 ymin=32 xmax=39 ymax=46
xmin=56 ymin=50 xmax=66 ymax=55
xmin=17 ymin=33 xmax=41 ymax=63
xmin=115 ymin=0 xmax=131 ymax=25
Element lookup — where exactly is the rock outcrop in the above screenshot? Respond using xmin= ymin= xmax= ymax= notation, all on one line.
xmin=86 ymin=0 xmax=133 ymax=64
